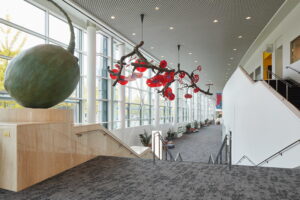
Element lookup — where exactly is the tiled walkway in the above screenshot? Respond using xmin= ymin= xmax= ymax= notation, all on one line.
xmin=169 ymin=125 xmax=223 ymax=163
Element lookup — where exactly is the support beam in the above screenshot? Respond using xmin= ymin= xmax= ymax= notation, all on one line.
xmin=87 ymin=22 xmax=96 ymax=123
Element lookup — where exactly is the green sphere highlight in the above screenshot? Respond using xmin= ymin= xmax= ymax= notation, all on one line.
xmin=4 ymin=44 xmax=80 ymax=108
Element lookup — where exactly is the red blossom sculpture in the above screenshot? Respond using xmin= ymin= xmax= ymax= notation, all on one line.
xmin=108 ymin=41 xmax=212 ymax=100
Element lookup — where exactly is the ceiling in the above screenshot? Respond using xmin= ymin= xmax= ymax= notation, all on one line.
xmin=71 ymin=0 xmax=285 ymax=93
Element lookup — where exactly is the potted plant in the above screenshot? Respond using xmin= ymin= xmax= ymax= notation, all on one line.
xmin=166 ymin=128 xmax=176 ymax=141
xmin=185 ymin=123 xmax=192 ymax=133
xmin=139 ymin=130 xmax=152 ymax=147
xmin=194 ymin=121 xmax=199 ymax=130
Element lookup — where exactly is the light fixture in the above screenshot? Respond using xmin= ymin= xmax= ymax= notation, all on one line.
xmin=233 ymin=48 xmax=237 ymax=51
xmin=194 ymin=60 xmax=198 ymax=63
xmin=213 ymin=19 xmax=219 ymax=23
xmin=132 ymin=33 xmax=136 ymax=36
xmin=245 ymin=16 xmax=251 ymax=20
xmin=150 ymin=46 xmax=154 ymax=49
xmin=111 ymin=16 xmax=116 ymax=19
xmin=161 ymin=56 xmax=164 ymax=58
xmin=155 ymin=6 xmax=160 ymax=10
xmin=188 ymin=52 xmax=192 ymax=55
xmin=169 ymin=26 xmax=174 ymax=30
xmin=238 ymin=35 xmax=243 ymax=39
xmin=230 ymin=57 xmax=234 ymax=60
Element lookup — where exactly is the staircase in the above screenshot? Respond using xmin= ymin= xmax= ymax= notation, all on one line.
xmin=265 ymin=70 xmax=300 ymax=110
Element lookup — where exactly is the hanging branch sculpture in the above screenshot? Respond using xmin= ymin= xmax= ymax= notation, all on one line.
xmin=108 ymin=14 xmax=212 ymax=101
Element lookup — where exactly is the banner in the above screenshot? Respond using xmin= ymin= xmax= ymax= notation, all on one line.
xmin=216 ymin=93 xmax=222 ymax=109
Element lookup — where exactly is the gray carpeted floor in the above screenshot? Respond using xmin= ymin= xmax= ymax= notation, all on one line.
xmin=1 ymin=156 xmax=299 ymax=200
xmin=169 ymin=125 xmax=222 ymax=163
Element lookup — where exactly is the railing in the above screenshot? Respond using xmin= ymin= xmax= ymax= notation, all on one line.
xmin=286 ymin=66 xmax=300 ymax=74
xmin=208 ymin=154 xmax=215 ymax=164
xmin=152 ymin=132 xmax=183 ymax=164
xmin=257 ymin=139 xmax=300 ymax=166
xmin=235 ymin=139 xmax=300 ymax=167
xmin=267 ymin=70 xmax=293 ymax=100
xmin=208 ymin=131 xmax=232 ymax=169
xmin=235 ymin=155 xmax=256 ymax=166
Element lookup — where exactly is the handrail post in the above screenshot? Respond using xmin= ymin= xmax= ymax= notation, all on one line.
xmin=286 ymin=84 xmax=288 ymax=100
xmin=153 ymin=132 xmax=156 ymax=164
xmin=225 ymin=135 xmax=228 ymax=163
xmin=229 ymin=131 xmax=232 ymax=170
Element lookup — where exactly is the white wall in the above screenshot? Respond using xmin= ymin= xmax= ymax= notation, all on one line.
xmin=223 ymin=67 xmax=300 ymax=168
xmin=241 ymin=1 xmax=300 ymax=83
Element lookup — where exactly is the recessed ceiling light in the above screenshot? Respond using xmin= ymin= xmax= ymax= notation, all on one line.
xmin=194 ymin=60 xmax=198 ymax=63
xmin=169 ymin=26 xmax=174 ymax=30
xmin=155 ymin=6 xmax=160 ymax=10
xmin=238 ymin=35 xmax=243 ymax=39
xmin=188 ymin=52 xmax=192 ymax=55
xmin=230 ymin=57 xmax=234 ymax=60
xmin=111 ymin=16 xmax=116 ymax=19
xmin=150 ymin=46 xmax=154 ymax=49
xmin=213 ymin=19 xmax=219 ymax=23
xmin=161 ymin=56 xmax=164 ymax=58
xmin=132 ymin=33 xmax=136 ymax=36
xmin=233 ymin=48 xmax=237 ymax=51
xmin=245 ymin=16 xmax=251 ymax=20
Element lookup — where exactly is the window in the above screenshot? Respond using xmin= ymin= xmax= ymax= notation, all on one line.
xmin=291 ymin=36 xmax=300 ymax=64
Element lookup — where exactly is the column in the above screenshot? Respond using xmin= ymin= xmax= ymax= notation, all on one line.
xmin=154 ymin=92 xmax=160 ymax=129
xmin=173 ymin=82 xmax=178 ymax=125
xmin=87 ymin=22 xmax=96 ymax=123
xmin=119 ymin=43 xmax=126 ymax=130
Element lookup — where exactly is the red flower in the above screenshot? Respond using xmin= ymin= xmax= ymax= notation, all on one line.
xmin=168 ymin=93 xmax=175 ymax=101
xmin=193 ymin=88 xmax=200 ymax=93
xmin=159 ymin=60 xmax=167 ymax=68
xmin=163 ymin=71 xmax=175 ymax=83
xmin=192 ymin=74 xmax=199 ymax=83
xmin=114 ymin=64 xmax=120 ymax=69
xmin=110 ymin=69 xmax=119 ymax=80
xmin=184 ymin=94 xmax=192 ymax=99
xmin=133 ymin=72 xmax=143 ymax=78
xmin=118 ymin=75 xmax=128 ymax=85
xmin=179 ymin=72 xmax=185 ymax=79
xmin=146 ymin=75 xmax=165 ymax=87
xmin=197 ymin=65 xmax=202 ymax=71
xmin=163 ymin=87 xmax=173 ymax=97
xmin=135 ymin=59 xmax=147 ymax=72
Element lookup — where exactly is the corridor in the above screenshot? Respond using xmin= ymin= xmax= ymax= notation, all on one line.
xmin=169 ymin=125 xmax=223 ymax=163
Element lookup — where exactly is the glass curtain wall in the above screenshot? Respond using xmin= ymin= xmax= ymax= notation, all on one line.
xmin=0 ymin=0 xmax=213 ymax=129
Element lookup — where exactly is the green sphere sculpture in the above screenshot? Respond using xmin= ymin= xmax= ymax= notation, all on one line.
xmin=4 ymin=0 xmax=80 ymax=108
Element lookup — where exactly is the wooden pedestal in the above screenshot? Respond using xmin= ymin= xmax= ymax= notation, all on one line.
xmin=0 ymin=109 xmax=144 ymax=192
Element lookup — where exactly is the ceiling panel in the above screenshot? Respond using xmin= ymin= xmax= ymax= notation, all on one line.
xmin=71 ymin=0 xmax=285 ymax=92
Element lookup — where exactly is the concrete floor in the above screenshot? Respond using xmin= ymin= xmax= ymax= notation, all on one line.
xmin=1 ymin=156 xmax=299 ymax=200
xmin=169 ymin=125 xmax=223 ymax=163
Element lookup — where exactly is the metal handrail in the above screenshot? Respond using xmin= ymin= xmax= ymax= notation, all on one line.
xmin=152 ymin=131 xmax=183 ymax=164
xmin=214 ymin=135 xmax=228 ymax=164
xmin=235 ymin=155 xmax=256 ymax=166
xmin=174 ymin=153 xmax=183 ymax=162
xmin=267 ymin=70 xmax=293 ymax=100
xmin=267 ymin=70 xmax=293 ymax=87
xmin=257 ymin=139 xmax=300 ymax=166
xmin=208 ymin=154 xmax=215 ymax=164
xmin=286 ymin=66 xmax=300 ymax=74
xmin=207 ymin=131 xmax=232 ymax=169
